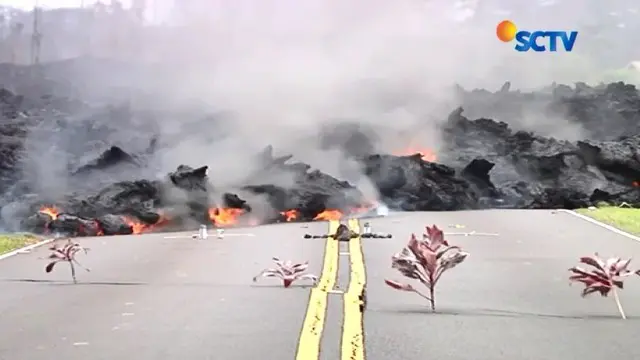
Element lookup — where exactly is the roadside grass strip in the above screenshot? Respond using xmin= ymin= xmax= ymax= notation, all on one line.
xmin=576 ymin=207 xmax=640 ymax=236
xmin=0 ymin=233 xmax=41 ymax=255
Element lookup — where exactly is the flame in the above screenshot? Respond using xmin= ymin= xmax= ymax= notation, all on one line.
xmin=311 ymin=206 xmax=375 ymax=221
xmin=281 ymin=209 xmax=299 ymax=221
xmin=209 ymin=208 xmax=246 ymax=227
xmin=394 ymin=146 xmax=437 ymax=162
xmin=123 ymin=212 xmax=170 ymax=235
xmin=38 ymin=206 xmax=60 ymax=220
xmin=633 ymin=181 xmax=639 ymax=187
xmin=35 ymin=203 xmax=384 ymax=235
xmin=36 ymin=205 xmax=170 ymax=236
xmin=123 ymin=217 xmax=150 ymax=234
xmin=94 ymin=220 xmax=105 ymax=236
xmin=313 ymin=209 xmax=344 ymax=221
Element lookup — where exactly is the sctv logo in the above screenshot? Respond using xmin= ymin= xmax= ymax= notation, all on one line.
xmin=496 ymin=20 xmax=578 ymax=52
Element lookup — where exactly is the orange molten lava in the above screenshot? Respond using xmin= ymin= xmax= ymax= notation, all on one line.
xmin=123 ymin=213 xmax=170 ymax=235
xmin=281 ymin=209 xmax=299 ymax=221
xmin=394 ymin=146 xmax=437 ymax=162
xmin=209 ymin=208 xmax=246 ymax=227
xmin=35 ymin=205 xmax=170 ymax=236
xmin=38 ymin=206 xmax=60 ymax=220
xmin=313 ymin=209 xmax=344 ymax=221
xmin=125 ymin=218 xmax=149 ymax=234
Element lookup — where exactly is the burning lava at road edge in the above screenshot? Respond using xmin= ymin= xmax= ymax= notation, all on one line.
xmin=35 ymin=204 xmax=376 ymax=237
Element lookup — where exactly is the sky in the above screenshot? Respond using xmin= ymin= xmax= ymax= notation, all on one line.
xmin=0 ymin=0 xmax=174 ymax=24
xmin=0 ymin=0 xmax=483 ymax=29
xmin=0 ymin=0 xmax=132 ymax=10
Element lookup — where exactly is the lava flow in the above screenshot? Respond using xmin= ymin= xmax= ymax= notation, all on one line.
xmin=208 ymin=206 xmax=373 ymax=226
xmin=38 ymin=206 xmax=60 ymax=220
xmin=38 ymin=205 xmax=169 ymax=236
xmin=312 ymin=206 xmax=372 ymax=221
xmin=281 ymin=209 xmax=299 ymax=221
xmin=208 ymin=207 xmax=246 ymax=227
xmin=34 ymin=204 xmax=377 ymax=237
xmin=394 ymin=146 xmax=437 ymax=162
xmin=313 ymin=209 xmax=343 ymax=221
xmin=123 ymin=217 xmax=148 ymax=234
xmin=123 ymin=214 xmax=170 ymax=235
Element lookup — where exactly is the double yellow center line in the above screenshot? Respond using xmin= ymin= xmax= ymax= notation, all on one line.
xmin=295 ymin=219 xmax=366 ymax=360
xmin=342 ymin=219 xmax=366 ymax=360
xmin=295 ymin=220 xmax=340 ymax=359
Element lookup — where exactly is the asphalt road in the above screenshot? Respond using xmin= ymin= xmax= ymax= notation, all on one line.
xmin=1 ymin=210 xmax=640 ymax=360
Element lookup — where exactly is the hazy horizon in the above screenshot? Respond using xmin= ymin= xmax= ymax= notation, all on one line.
xmin=1 ymin=0 xmax=639 ymax=213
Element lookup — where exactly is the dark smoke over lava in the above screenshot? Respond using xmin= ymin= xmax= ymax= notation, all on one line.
xmin=1 ymin=77 xmax=640 ymax=237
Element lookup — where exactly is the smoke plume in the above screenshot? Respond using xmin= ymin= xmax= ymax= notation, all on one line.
xmin=6 ymin=0 xmax=636 ymax=203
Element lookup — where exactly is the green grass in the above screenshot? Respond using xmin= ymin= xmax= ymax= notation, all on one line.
xmin=0 ymin=233 xmax=40 ymax=255
xmin=576 ymin=207 xmax=640 ymax=236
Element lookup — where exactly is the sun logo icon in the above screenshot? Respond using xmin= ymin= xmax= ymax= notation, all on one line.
xmin=496 ymin=20 xmax=517 ymax=42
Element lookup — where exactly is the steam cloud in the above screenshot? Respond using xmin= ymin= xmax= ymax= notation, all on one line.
xmin=5 ymin=0 xmax=636 ymax=208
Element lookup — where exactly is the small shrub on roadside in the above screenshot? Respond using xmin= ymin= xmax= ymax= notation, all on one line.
xmin=385 ymin=225 xmax=469 ymax=311
xmin=569 ymin=253 xmax=640 ymax=319
xmin=253 ymin=257 xmax=318 ymax=288
xmin=45 ymin=239 xmax=90 ymax=283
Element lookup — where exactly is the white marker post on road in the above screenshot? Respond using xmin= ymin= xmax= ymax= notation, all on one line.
xmin=198 ymin=225 xmax=208 ymax=239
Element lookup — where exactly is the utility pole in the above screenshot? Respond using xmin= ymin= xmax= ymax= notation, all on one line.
xmin=80 ymin=0 xmax=92 ymax=58
xmin=0 ymin=12 xmax=5 ymax=63
xmin=30 ymin=1 xmax=42 ymax=65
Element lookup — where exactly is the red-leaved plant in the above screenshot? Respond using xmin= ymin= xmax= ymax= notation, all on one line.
xmin=385 ymin=225 xmax=469 ymax=311
xmin=45 ymin=239 xmax=90 ymax=283
xmin=569 ymin=253 xmax=640 ymax=319
xmin=253 ymin=257 xmax=318 ymax=288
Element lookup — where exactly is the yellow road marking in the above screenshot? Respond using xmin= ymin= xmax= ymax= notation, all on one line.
xmin=295 ymin=220 xmax=340 ymax=360
xmin=342 ymin=219 xmax=366 ymax=360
